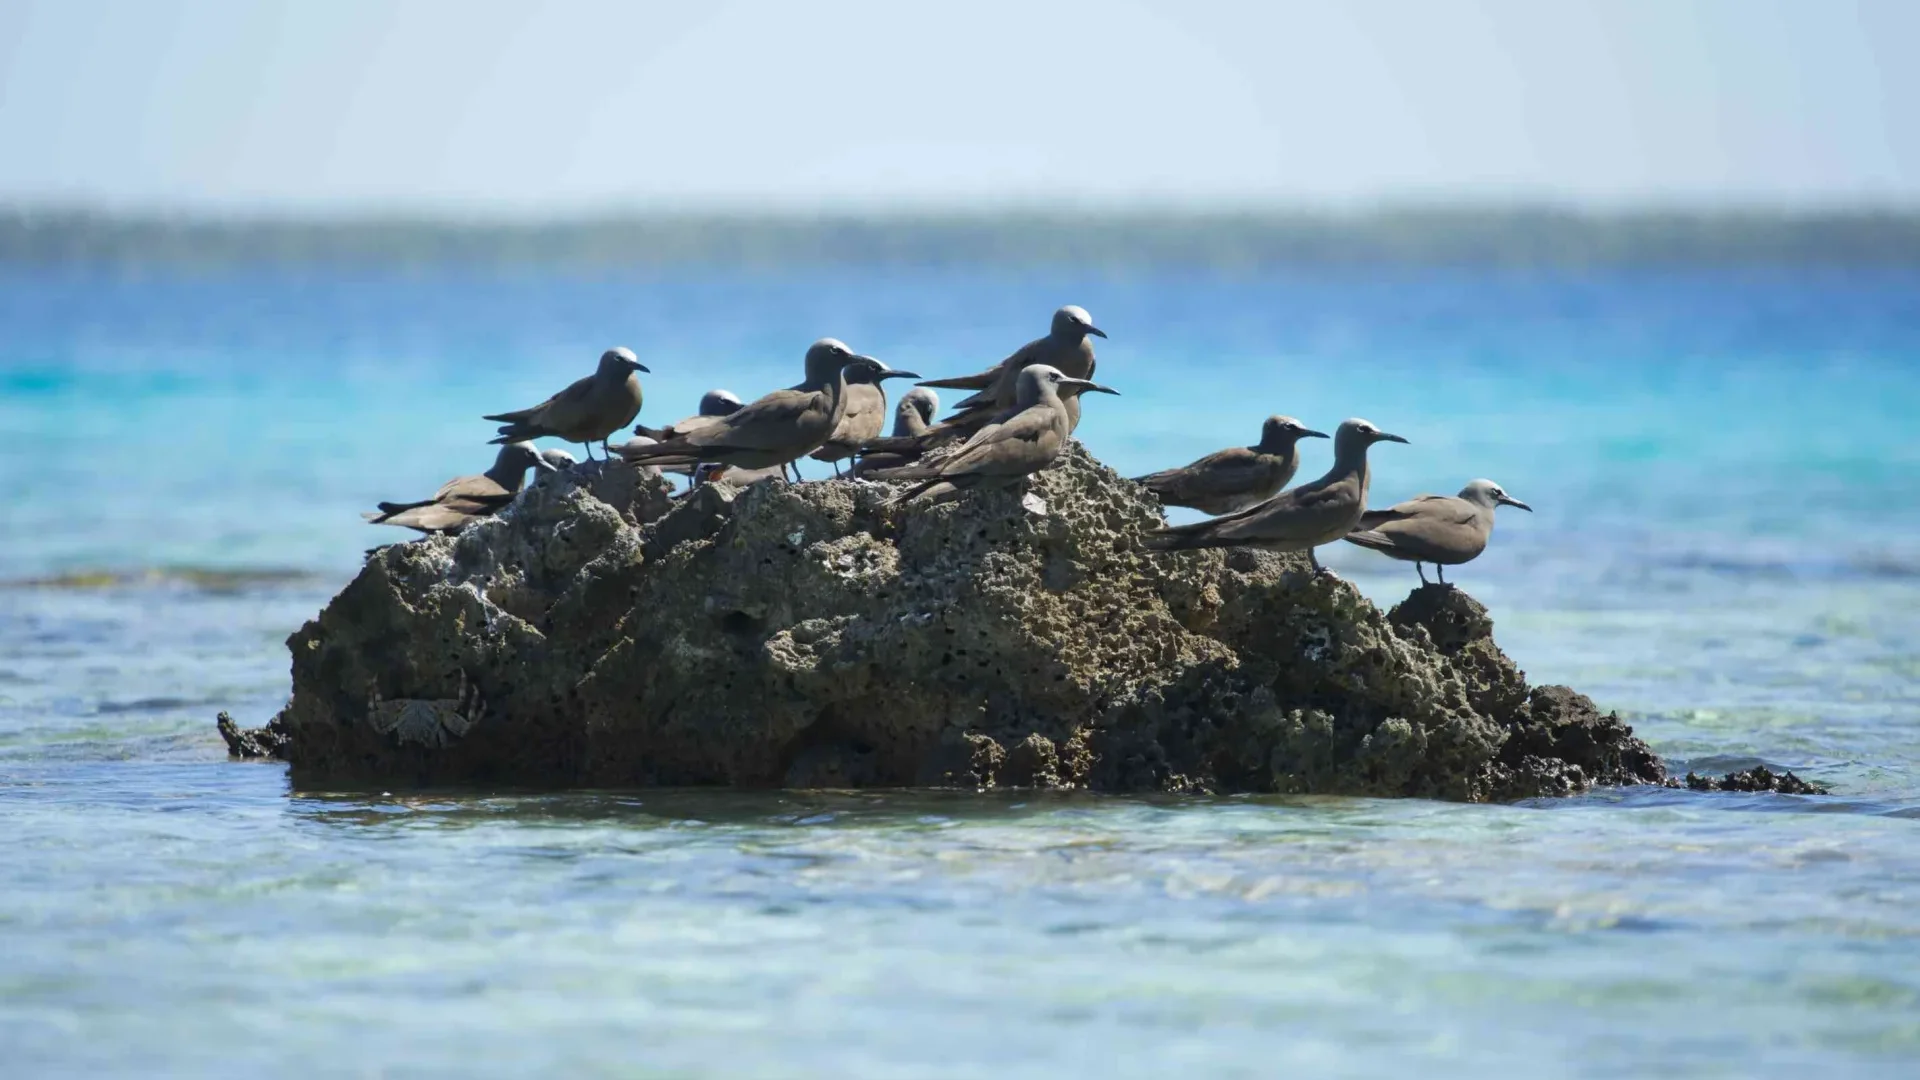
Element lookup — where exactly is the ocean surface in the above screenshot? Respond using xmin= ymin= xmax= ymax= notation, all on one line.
xmin=3 ymin=259 xmax=1918 ymax=1076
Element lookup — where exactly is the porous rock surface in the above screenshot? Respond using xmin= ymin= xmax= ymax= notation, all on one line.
xmin=230 ymin=445 xmax=1716 ymax=799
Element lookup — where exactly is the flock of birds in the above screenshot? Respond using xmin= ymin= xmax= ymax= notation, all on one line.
xmin=365 ymin=305 xmax=1532 ymax=584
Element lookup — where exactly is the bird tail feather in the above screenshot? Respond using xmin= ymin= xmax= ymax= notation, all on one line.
xmin=915 ymin=373 xmax=994 ymax=391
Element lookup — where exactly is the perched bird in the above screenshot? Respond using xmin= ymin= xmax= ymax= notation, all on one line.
xmin=809 ymin=361 xmax=922 ymax=476
xmin=893 ymin=387 xmax=941 ymax=436
xmin=1132 ymin=416 xmax=1329 ymax=515
xmin=485 ymin=347 xmax=648 ymax=460
xmin=851 ymin=387 xmax=940 ymax=477
xmin=538 ymin=447 xmax=578 ymax=472
xmin=615 ymin=339 xmax=909 ymax=479
xmin=865 ymin=305 xmax=1105 ymax=461
xmin=864 ymin=364 xmax=1118 ymax=503
xmin=1142 ymin=418 xmax=1409 ymax=574
xmin=363 ymin=443 xmax=558 ymax=535
xmin=1344 ymin=479 xmax=1532 ymax=585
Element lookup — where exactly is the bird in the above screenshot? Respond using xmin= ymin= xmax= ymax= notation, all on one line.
xmin=363 ymin=442 xmax=555 ymax=530
xmin=615 ymin=339 xmax=910 ymax=480
xmin=363 ymin=442 xmax=558 ymax=535
xmin=864 ymin=305 xmax=1105 ymax=461
xmin=538 ymin=447 xmax=578 ymax=472
xmin=1142 ymin=418 xmax=1409 ymax=574
xmin=863 ymin=364 xmax=1118 ymax=503
xmin=851 ymin=387 xmax=939 ymax=478
xmin=1343 ymin=479 xmax=1532 ymax=585
xmin=809 ymin=361 xmax=921 ymax=476
xmin=1132 ymin=416 xmax=1329 ymax=515
xmin=484 ymin=347 xmax=648 ymax=460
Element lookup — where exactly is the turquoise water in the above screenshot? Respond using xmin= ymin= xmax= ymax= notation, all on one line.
xmin=3 ymin=262 xmax=1919 ymax=1076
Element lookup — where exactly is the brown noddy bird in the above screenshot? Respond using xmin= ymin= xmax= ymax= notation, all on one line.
xmin=808 ymin=361 xmax=923 ymax=477
xmin=1142 ymin=418 xmax=1409 ymax=574
xmin=1132 ymin=416 xmax=1329 ymax=516
xmin=864 ymin=364 xmax=1118 ymax=503
xmin=363 ymin=442 xmax=558 ymax=535
xmin=485 ymin=347 xmax=648 ymax=461
xmin=851 ymin=387 xmax=939 ymax=477
xmin=1344 ymin=478 xmax=1532 ymax=585
xmin=615 ymin=339 xmax=912 ymax=478
xmin=864 ymin=305 xmax=1105 ymax=460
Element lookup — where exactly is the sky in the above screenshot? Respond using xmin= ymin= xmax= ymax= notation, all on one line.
xmin=0 ymin=0 xmax=1914 ymax=211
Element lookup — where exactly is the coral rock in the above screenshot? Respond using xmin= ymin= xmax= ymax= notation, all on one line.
xmin=228 ymin=446 xmax=1693 ymax=801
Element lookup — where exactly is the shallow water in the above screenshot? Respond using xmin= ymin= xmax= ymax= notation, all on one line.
xmin=3 ymin=261 xmax=1918 ymax=1075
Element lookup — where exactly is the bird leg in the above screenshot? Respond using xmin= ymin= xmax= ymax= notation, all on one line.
xmin=580 ymin=441 xmax=596 ymax=462
xmin=790 ymin=461 xmax=805 ymax=482
xmin=1309 ymin=548 xmax=1323 ymax=574
xmin=1437 ymin=564 xmax=1450 ymax=586
xmin=1417 ymin=563 xmax=1429 ymax=585
xmin=832 ymin=461 xmax=843 ymax=478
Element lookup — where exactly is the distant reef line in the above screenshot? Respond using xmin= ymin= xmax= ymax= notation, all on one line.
xmin=4 ymin=206 xmax=1920 ymax=267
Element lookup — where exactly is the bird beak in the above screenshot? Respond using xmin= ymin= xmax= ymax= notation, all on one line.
xmin=876 ymin=369 xmax=921 ymax=381
xmin=633 ymin=361 xmax=651 ymax=373
xmin=1301 ymin=428 xmax=1330 ymax=439
xmin=1086 ymin=325 xmax=1108 ymax=339
xmin=532 ymin=455 xmax=560 ymax=473
xmin=1497 ymin=494 xmax=1533 ymax=512
xmin=1376 ymin=432 xmax=1409 ymax=444
xmin=1062 ymin=379 xmax=1120 ymax=396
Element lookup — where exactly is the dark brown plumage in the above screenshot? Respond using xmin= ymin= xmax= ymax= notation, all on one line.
xmin=1144 ymin=419 xmax=1409 ymax=574
xmin=1344 ymin=479 xmax=1531 ymax=584
xmin=808 ymin=362 xmax=921 ymax=475
xmin=865 ymin=364 xmax=1118 ymax=503
xmin=1132 ymin=415 xmax=1328 ymax=516
xmin=363 ymin=442 xmax=556 ymax=535
xmin=485 ymin=347 xmax=648 ymax=460
xmin=616 ymin=340 xmax=910 ymax=474
xmin=863 ymin=306 xmax=1104 ymax=462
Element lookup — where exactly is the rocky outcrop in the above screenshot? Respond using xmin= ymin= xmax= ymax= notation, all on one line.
xmin=222 ymin=445 xmax=1816 ymax=799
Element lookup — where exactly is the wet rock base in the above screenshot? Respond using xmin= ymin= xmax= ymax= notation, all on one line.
xmin=221 ymin=447 xmax=1823 ymax=800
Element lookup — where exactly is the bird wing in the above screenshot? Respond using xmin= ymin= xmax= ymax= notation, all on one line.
xmin=1199 ymin=474 xmax=1362 ymax=546
xmin=434 ymin=473 xmax=512 ymax=504
xmin=936 ymin=405 xmax=1062 ymax=481
xmin=367 ymin=498 xmax=494 ymax=533
xmin=623 ymin=388 xmax=828 ymax=459
xmin=1135 ymin=449 xmax=1278 ymax=504
xmin=1353 ymin=498 xmax=1487 ymax=562
xmin=916 ymin=365 xmax=1000 ymax=391
xmin=1355 ymin=493 xmax=1454 ymax=530
xmin=483 ymin=374 xmax=595 ymax=428
xmin=954 ymin=338 xmax=1047 ymax=410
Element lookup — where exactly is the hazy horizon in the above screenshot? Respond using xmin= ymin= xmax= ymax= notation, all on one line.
xmin=3 ymin=0 xmax=1914 ymax=212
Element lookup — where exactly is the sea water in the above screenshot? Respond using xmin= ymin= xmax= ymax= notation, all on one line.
xmin=2 ymin=260 xmax=1918 ymax=1076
